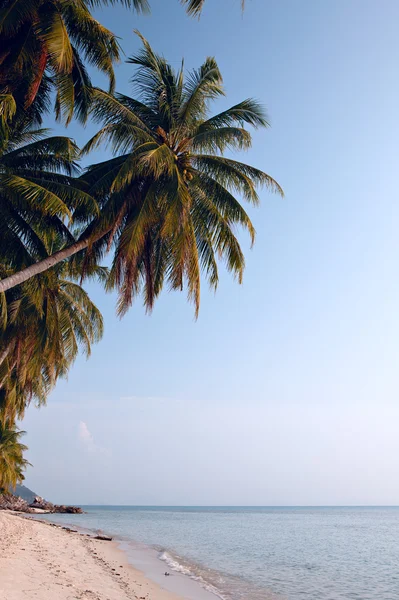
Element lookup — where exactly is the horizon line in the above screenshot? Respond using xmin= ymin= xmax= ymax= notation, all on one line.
xmin=72 ymin=504 xmax=399 ymax=508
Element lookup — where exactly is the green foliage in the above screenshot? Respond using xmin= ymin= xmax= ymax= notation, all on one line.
xmin=0 ymin=118 xmax=104 ymax=423
xmin=0 ymin=0 xmax=273 ymax=476
xmin=0 ymin=256 xmax=104 ymax=424
xmin=0 ymin=117 xmax=98 ymax=274
xmin=0 ymin=420 xmax=29 ymax=493
xmin=78 ymin=32 xmax=282 ymax=317
xmin=0 ymin=94 xmax=16 ymax=146
xmin=0 ymin=0 xmax=128 ymax=124
xmin=0 ymin=0 xmax=231 ymax=126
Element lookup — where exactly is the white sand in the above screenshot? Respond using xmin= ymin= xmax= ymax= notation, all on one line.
xmin=0 ymin=511 xmax=184 ymax=600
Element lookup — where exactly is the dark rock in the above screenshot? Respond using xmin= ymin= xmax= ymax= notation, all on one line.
xmin=54 ymin=504 xmax=83 ymax=514
xmin=28 ymin=496 xmax=83 ymax=514
xmin=1 ymin=492 xmax=83 ymax=514
xmin=29 ymin=496 xmax=54 ymax=511
xmin=94 ymin=535 xmax=113 ymax=541
xmin=0 ymin=493 xmax=33 ymax=513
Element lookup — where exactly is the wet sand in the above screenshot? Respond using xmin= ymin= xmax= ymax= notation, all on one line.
xmin=0 ymin=511 xmax=187 ymax=600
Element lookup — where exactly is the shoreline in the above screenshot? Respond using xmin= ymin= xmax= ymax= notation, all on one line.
xmin=0 ymin=511 xmax=218 ymax=600
xmin=26 ymin=511 xmax=224 ymax=600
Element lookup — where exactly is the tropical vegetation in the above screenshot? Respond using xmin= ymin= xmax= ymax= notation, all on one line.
xmin=0 ymin=113 xmax=104 ymax=422
xmin=0 ymin=420 xmax=29 ymax=493
xmin=0 ymin=33 xmax=283 ymax=315
xmin=0 ymin=257 xmax=104 ymax=424
xmin=0 ymin=0 xmax=217 ymax=126
xmin=0 ymin=0 xmax=279 ymax=493
xmin=0 ymin=116 xmax=98 ymax=259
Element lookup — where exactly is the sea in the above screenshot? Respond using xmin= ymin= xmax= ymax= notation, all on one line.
xmin=37 ymin=506 xmax=399 ymax=600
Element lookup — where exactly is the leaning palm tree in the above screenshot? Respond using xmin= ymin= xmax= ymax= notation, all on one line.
xmin=0 ymin=33 xmax=283 ymax=318
xmin=0 ymin=245 xmax=105 ymax=423
xmin=0 ymin=118 xmax=103 ymax=419
xmin=0 ymin=420 xmax=29 ymax=493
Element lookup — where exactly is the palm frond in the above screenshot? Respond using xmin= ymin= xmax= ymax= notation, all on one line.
xmin=0 ymin=94 xmax=17 ymax=122
xmin=193 ymin=155 xmax=284 ymax=201
xmin=1 ymin=174 xmax=73 ymax=219
xmin=2 ymin=136 xmax=80 ymax=174
xmin=179 ymin=57 xmax=223 ymax=123
xmin=85 ymin=0 xmax=149 ymax=11
xmin=0 ymin=0 xmax=40 ymax=35
xmin=36 ymin=7 xmax=73 ymax=74
xmin=191 ymin=126 xmax=251 ymax=153
xmin=180 ymin=0 xmax=244 ymax=16
xmin=197 ymin=99 xmax=269 ymax=131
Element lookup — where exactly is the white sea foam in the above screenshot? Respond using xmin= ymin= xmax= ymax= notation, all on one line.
xmin=35 ymin=506 xmax=399 ymax=600
xmin=159 ymin=550 xmax=227 ymax=600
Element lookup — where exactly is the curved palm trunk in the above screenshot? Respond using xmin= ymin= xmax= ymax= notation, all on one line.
xmin=0 ymin=224 xmax=115 ymax=293
xmin=0 ymin=238 xmax=89 ymax=293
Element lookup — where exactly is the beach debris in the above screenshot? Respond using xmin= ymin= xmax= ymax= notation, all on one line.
xmin=94 ymin=534 xmax=113 ymax=541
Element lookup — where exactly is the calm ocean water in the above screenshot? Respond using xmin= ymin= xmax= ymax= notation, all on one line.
xmin=38 ymin=506 xmax=399 ymax=600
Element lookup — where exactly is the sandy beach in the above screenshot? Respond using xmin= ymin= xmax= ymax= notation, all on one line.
xmin=0 ymin=511 xmax=185 ymax=600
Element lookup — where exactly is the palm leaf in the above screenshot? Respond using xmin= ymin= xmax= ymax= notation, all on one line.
xmin=179 ymin=57 xmax=223 ymax=123
xmin=196 ymin=99 xmax=269 ymax=131
xmin=0 ymin=0 xmax=40 ymax=35
xmin=191 ymin=126 xmax=251 ymax=153
xmin=36 ymin=7 xmax=73 ymax=74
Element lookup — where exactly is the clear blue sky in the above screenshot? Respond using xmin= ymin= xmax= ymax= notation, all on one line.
xmin=22 ymin=0 xmax=399 ymax=505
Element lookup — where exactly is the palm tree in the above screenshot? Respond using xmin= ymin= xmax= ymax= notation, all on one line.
xmin=0 ymin=0 xmax=150 ymax=124
xmin=0 ymin=244 xmax=104 ymax=423
xmin=0 ymin=0 xmax=236 ymax=125
xmin=0 ymin=117 xmax=98 ymax=282
xmin=0 ymin=33 xmax=283 ymax=317
xmin=0 ymin=115 xmax=104 ymax=423
xmin=0 ymin=420 xmax=29 ymax=493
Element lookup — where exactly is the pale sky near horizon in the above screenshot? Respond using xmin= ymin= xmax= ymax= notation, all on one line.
xmin=20 ymin=0 xmax=399 ymax=505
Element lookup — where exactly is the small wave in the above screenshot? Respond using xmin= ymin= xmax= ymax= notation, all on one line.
xmin=159 ymin=550 xmax=228 ymax=600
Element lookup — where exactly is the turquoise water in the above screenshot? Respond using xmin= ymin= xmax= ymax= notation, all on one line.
xmin=38 ymin=506 xmax=399 ymax=599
